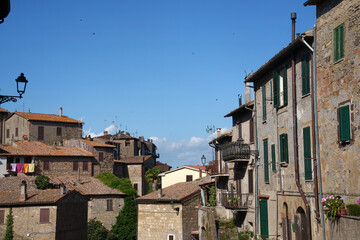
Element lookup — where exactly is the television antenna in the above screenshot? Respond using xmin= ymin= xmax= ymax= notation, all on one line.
xmin=206 ymin=125 xmax=215 ymax=134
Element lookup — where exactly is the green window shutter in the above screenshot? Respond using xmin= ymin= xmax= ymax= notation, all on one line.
xmin=334 ymin=27 xmax=339 ymax=61
xmin=283 ymin=66 xmax=288 ymax=106
xmin=271 ymin=144 xmax=276 ymax=172
xmin=339 ymin=105 xmax=351 ymax=141
xmin=262 ymin=85 xmax=266 ymax=121
xmin=334 ymin=23 xmax=344 ymax=61
xmin=302 ymin=56 xmax=310 ymax=96
xmin=284 ymin=134 xmax=288 ymax=163
xmin=263 ymin=139 xmax=269 ymax=183
xmin=280 ymin=134 xmax=289 ymax=163
xmin=303 ymin=127 xmax=312 ymax=180
xmin=280 ymin=134 xmax=284 ymax=162
xmin=270 ymin=80 xmax=273 ymax=102
xmin=339 ymin=24 xmax=344 ymax=59
xmin=259 ymin=199 xmax=269 ymax=238
xmin=273 ymin=71 xmax=279 ymax=108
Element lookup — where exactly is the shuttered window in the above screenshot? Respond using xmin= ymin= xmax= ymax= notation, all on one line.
xmin=334 ymin=23 xmax=344 ymax=62
xmin=99 ymin=152 xmax=104 ymax=162
xmin=38 ymin=126 xmax=44 ymax=141
xmin=273 ymin=66 xmax=288 ymax=108
xmin=263 ymin=139 xmax=269 ymax=183
xmin=168 ymin=235 xmax=174 ymax=240
xmin=133 ymin=183 xmax=138 ymax=192
xmin=40 ymin=208 xmax=50 ymax=224
xmin=280 ymin=134 xmax=289 ymax=163
xmin=303 ymin=127 xmax=312 ymax=180
xmin=106 ymin=199 xmax=113 ymax=211
xmin=83 ymin=161 xmax=88 ymax=171
xmin=271 ymin=144 xmax=276 ymax=172
xmin=56 ymin=127 xmax=62 ymax=136
xmin=262 ymin=85 xmax=267 ymax=121
xmin=259 ymin=199 xmax=269 ymax=238
xmin=302 ymin=54 xmax=310 ymax=96
xmin=339 ymin=105 xmax=351 ymax=142
xmin=43 ymin=161 xmax=50 ymax=171
xmin=15 ymin=128 xmax=18 ymax=137
xmin=250 ymin=117 xmax=254 ymax=143
xmin=186 ymin=175 xmax=193 ymax=182
xmin=282 ymin=67 xmax=288 ymax=106
xmin=73 ymin=161 xmax=79 ymax=171
xmin=0 ymin=210 xmax=4 ymax=224
xmin=6 ymin=129 xmax=9 ymax=138
xmin=248 ymin=169 xmax=253 ymax=194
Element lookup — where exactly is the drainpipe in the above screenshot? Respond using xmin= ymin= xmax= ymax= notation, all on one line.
xmin=253 ymin=84 xmax=259 ymax=237
xmin=291 ymin=12 xmax=312 ymax=240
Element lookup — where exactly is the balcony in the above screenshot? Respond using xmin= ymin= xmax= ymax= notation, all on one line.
xmin=221 ymin=193 xmax=250 ymax=210
xmin=220 ymin=141 xmax=250 ymax=162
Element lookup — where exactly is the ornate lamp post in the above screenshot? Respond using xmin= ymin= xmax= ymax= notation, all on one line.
xmin=0 ymin=73 xmax=29 ymax=104
xmin=201 ymin=154 xmax=206 ymax=166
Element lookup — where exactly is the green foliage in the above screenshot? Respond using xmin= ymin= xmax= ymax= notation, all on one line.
xmin=4 ymin=208 xmax=14 ymax=240
xmin=96 ymin=172 xmax=137 ymax=198
xmin=208 ymin=186 xmax=216 ymax=206
xmin=347 ymin=204 xmax=360 ymax=216
xmin=321 ymin=195 xmax=345 ymax=220
xmin=145 ymin=167 xmax=160 ymax=192
xmin=87 ymin=219 xmax=109 ymax=240
xmin=110 ymin=196 xmax=137 ymax=240
xmin=35 ymin=174 xmax=53 ymax=190
xmin=238 ymin=227 xmax=254 ymax=240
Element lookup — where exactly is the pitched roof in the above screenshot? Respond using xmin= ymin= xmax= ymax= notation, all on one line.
xmin=224 ymin=100 xmax=254 ymax=117
xmin=304 ymin=0 xmax=325 ymax=6
xmin=114 ymin=155 xmax=152 ymax=164
xmin=9 ymin=112 xmax=83 ymax=124
xmin=0 ymin=107 xmax=9 ymax=113
xmin=209 ymin=131 xmax=233 ymax=145
xmin=0 ymin=175 xmax=37 ymax=191
xmin=159 ymin=165 xmax=207 ymax=176
xmin=49 ymin=175 xmax=126 ymax=196
xmin=136 ymin=179 xmax=214 ymax=203
xmin=184 ymin=165 xmax=207 ymax=171
xmin=0 ymin=141 xmax=93 ymax=157
xmin=155 ymin=161 xmax=172 ymax=173
xmin=0 ymin=189 xmax=78 ymax=206
xmin=80 ymin=139 xmax=115 ymax=148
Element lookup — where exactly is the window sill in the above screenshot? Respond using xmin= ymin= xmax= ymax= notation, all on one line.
xmin=302 ymin=93 xmax=310 ymax=98
xmin=305 ymin=179 xmax=313 ymax=182
xmin=262 ymin=120 xmax=267 ymax=124
xmin=334 ymin=57 xmax=344 ymax=65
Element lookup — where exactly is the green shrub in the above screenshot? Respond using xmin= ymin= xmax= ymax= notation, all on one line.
xmin=88 ymin=219 xmax=109 ymax=240
xmin=347 ymin=204 xmax=360 ymax=216
xmin=238 ymin=226 xmax=254 ymax=240
xmin=35 ymin=174 xmax=53 ymax=190
xmin=96 ymin=172 xmax=137 ymax=198
xmin=208 ymin=186 xmax=216 ymax=206
xmin=4 ymin=208 xmax=14 ymax=240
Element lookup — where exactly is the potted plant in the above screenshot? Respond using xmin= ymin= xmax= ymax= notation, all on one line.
xmin=321 ymin=195 xmax=347 ymax=219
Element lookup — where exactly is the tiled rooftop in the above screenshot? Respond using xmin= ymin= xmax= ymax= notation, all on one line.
xmin=11 ymin=112 xmax=83 ymax=124
xmin=81 ymin=139 xmax=115 ymax=148
xmin=0 ymin=175 xmax=37 ymax=191
xmin=0 ymin=107 xmax=9 ymax=113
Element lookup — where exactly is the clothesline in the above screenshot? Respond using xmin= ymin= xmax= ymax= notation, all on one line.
xmin=10 ymin=163 xmax=35 ymax=173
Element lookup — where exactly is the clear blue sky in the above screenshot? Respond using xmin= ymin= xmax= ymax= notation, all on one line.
xmin=0 ymin=0 xmax=316 ymax=167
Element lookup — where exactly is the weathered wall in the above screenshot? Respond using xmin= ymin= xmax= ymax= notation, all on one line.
xmin=327 ymin=215 xmax=360 ymax=240
xmin=137 ymin=203 xmax=183 ymax=240
xmin=127 ymin=164 xmax=143 ymax=195
xmin=199 ymin=207 xmax=217 ymax=240
xmin=0 ymin=206 xmax=57 ymax=240
xmin=88 ymin=196 xmax=124 ymax=230
xmin=182 ymin=195 xmax=201 ymax=239
xmin=4 ymin=114 xmax=29 ymax=144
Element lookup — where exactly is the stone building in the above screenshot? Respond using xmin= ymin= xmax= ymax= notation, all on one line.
xmin=136 ymin=179 xmax=213 ymax=240
xmin=0 ymin=183 xmax=88 ymax=240
xmin=303 ymin=0 xmax=360 ymax=239
xmin=245 ymin=26 xmax=317 ymax=239
xmin=4 ymin=109 xmax=83 ymax=145
xmin=64 ymin=139 xmax=115 ymax=174
xmin=155 ymin=161 xmax=172 ymax=173
xmin=0 ymin=107 xmax=9 ymax=144
xmin=0 ymin=141 xmax=100 ymax=177
xmin=159 ymin=165 xmax=208 ymax=188
xmin=49 ymin=175 xmax=126 ymax=230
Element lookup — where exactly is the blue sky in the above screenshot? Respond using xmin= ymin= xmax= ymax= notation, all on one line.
xmin=0 ymin=0 xmax=316 ymax=168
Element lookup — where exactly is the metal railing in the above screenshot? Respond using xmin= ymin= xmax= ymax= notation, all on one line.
xmin=221 ymin=192 xmax=250 ymax=210
xmin=220 ymin=141 xmax=251 ymax=161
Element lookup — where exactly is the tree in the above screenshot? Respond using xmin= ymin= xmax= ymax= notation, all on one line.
xmin=35 ymin=174 xmax=53 ymax=190
xmin=145 ymin=167 xmax=160 ymax=192
xmin=88 ymin=219 xmax=109 ymax=240
xmin=4 ymin=208 xmax=14 ymax=240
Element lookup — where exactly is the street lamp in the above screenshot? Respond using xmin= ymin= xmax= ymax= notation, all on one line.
xmin=0 ymin=73 xmax=29 ymax=104
xmin=201 ymin=154 xmax=206 ymax=166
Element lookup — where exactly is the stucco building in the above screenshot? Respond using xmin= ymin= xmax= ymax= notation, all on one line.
xmin=159 ymin=165 xmax=208 ymax=189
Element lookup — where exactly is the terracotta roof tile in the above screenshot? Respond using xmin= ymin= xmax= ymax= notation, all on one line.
xmin=0 ymin=175 xmax=37 ymax=191
xmin=0 ymin=189 xmax=74 ymax=205
xmin=114 ymin=155 xmax=152 ymax=164
xmin=0 ymin=107 xmax=9 ymax=113
xmin=12 ymin=112 xmax=83 ymax=124
xmin=155 ymin=161 xmax=172 ymax=173
xmin=184 ymin=165 xmax=207 ymax=171
xmin=80 ymin=139 xmax=115 ymax=148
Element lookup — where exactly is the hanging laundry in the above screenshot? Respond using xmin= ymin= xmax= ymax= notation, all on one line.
xmin=28 ymin=163 xmax=35 ymax=173
xmin=11 ymin=163 xmax=17 ymax=172
xmin=16 ymin=163 xmax=23 ymax=173
xmin=23 ymin=164 xmax=29 ymax=173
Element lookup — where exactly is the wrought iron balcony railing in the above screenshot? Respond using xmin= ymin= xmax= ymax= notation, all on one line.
xmin=221 ymin=193 xmax=250 ymax=210
xmin=220 ymin=141 xmax=251 ymax=161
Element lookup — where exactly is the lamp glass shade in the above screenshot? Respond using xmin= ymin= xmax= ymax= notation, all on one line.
xmin=201 ymin=154 xmax=206 ymax=165
xmin=16 ymin=73 xmax=28 ymax=96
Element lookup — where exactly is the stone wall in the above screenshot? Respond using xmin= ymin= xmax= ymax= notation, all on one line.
xmin=88 ymin=196 xmax=124 ymax=229
xmin=127 ymin=164 xmax=143 ymax=195
xmin=4 ymin=114 xmax=29 ymax=144
xmin=182 ymin=194 xmax=201 ymax=239
xmin=327 ymin=215 xmax=360 ymax=240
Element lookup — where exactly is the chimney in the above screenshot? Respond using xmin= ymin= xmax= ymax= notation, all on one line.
xmin=238 ymin=94 xmax=242 ymax=106
xmin=291 ymin=12 xmax=296 ymax=41
xmin=20 ymin=180 xmax=27 ymax=201
xmin=60 ymin=184 xmax=67 ymax=194
xmin=126 ymin=132 xmax=130 ymax=136
xmin=199 ymin=168 xmax=202 ymax=178
xmin=245 ymin=82 xmax=251 ymax=104
xmin=217 ymin=128 xmax=221 ymax=137
xmin=158 ymin=188 xmax=163 ymax=198
xmin=103 ymin=131 xmax=108 ymax=135
xmin=59 ymin=107 xmax=63 ymax=117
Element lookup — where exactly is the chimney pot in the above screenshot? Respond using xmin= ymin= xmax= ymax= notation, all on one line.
xmin=60 ymin=107 xmax=63 ymax=117
xmin=216 ymin=128 xmax=221 ymax=137
xmin=199 ymin=168 xmax=202 ymax=178
xmin=158 ymin=188 xmax=163 ymax=198
xmin=245 ymin=82 xmax=251 ymax=104
xmin=20 ymin=180 xmax=27 ymax=201
xmin=238 ymin=94 xmax=242 ymax=106
xmin=60 ymin=184 xmax=67 ymax=194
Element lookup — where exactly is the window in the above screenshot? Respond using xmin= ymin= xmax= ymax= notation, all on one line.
xmin=339 ymin=105 xmax=351 ymax=142
xmin=238 ymin=122 xmax=242 ymax=140
xmin=40 ymin=208 xmax=50 ymax=224
xmin=168 ymin=235 xmax=175 ymax=240
xmin=38 ymin=126 xmax=44 ymax=141
xmin=263 ymin=139 xmax=269 ymax=183
xmin=0 ymin=210 xmax=4 ymax=224
xmin=250 ymin=117 xmax=254 ymax=143
xmin=106 ymin=199 xmax=113 ymax=211
xmin=56 ymin=127 xmax=62 ymax=136
xmin=262 ymin=85 xmax=266 ymax=121
xmin=273 ymin=66 xmax=288 ymax=108
xmin=133 ymin=183 xmax=138 ymax=192
xmin=303 ymin=127 xmax=312 ymax=180
xmin=302 ymin=54 xmax=310 ymax=96
xmin=43 ymin=161 xmax=50 ymax=171
xmin=6 ymin=129 xmax=9 ymax=138
xmin=98 ymin=152 xmax=104 ymax=162
xmin=83 ymin=161 xmax=88 ymax=171
xmin=334 ymin=23 xmax=344 ymax=62
xmin=186 ymin=175 xmax=193 ymax=182
xmin=15 ymin=128 xmax=18 ymax=137
xmin=279 ymin=134 xmax=289 ymax=163
xmin=271 ymin=144 xmax=276 ymax=172
xmin=73 ymin=161 xmax=79 ymax=171
xmin=125 ymin=140 xmax=130 ymax=147
xmin=248 ymin=169 xmax=253 ymax=194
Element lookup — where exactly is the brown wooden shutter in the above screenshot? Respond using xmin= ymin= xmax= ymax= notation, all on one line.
xmin=57 ymin=127 xmax=62 ymax=136
xmin=250 ymin=117 xmax=254 ymax=143
xmin=248 ymin=169 xmax=253 ymax=194
xmin=6 ymin=129 xmax=9 ymax=138
xmin=73 ymin=161 xmax=79 ymax=171
xmin=38 ymin=126 xmax=44 ymax=140
xmin=83 ymin=161 xmax=88 ymax=171
xmin=0 ymin=210 xmax=4 ymax=224
xmin=99 ymin=152 xmax=104 ymax=162
xmin=40 ymin=208 xmax=49 ymax=223
xmin=43 ymin=161 xmax=49 ymax=171
xmin=107 ymin=199 xmax=113 ymax=211
xmin=15 ymin=128 xmax=18 ymax=137
xmin=186 ymin=175 xmax=193 ymax=182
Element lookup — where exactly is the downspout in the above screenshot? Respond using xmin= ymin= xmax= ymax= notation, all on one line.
xmin=291 ymin=12 xmax=312 ymax=240
xmin=253 ymin=84 xmax=259 ymax=237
